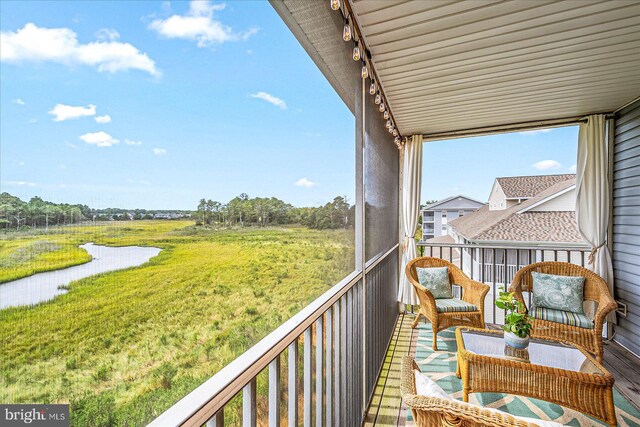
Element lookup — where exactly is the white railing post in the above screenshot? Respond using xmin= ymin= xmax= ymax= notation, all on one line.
xmin=242 ymin=378 xmax=256 ymax=427
xmin=315 ymin=317 xmax=324 ymax=427
xmin=288 ymin=340 xmax=298 ymax=427
xmin=268 ymin=355 xmax=281 ymax=427
xmin=325 ymin=309 xmax=333 ymax=427
xmin=304 ymin=327 xmax=313 ymax=427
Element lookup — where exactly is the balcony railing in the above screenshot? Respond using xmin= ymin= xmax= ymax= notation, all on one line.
xmin=417 ymin=241 xmax=591 ymax=324
xmin=150 ymin=245 xmax=399 ymax=427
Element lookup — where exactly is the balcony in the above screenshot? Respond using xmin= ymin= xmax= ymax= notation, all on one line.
xmin=151 ymin=242 xmax=640 ymax=426
xmin=149 ymin=1 xmax=640 ymax=426
xmin=364 ymin=313 xmax=640 ymax=427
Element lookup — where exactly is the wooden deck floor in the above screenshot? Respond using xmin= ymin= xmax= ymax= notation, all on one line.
xmin=364 ymin=313 xmax=640 ymax=427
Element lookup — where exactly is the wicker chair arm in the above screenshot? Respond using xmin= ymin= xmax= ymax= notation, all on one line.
xmin=458 ymin=277 xmax=490 ymax=309
xmin=593 ymin=294 xmax=617 ymax=331
xmin=405 ymin=265 xmax=438 ymax=317
xmin=508 ymin=268 xmax=529 ymax=309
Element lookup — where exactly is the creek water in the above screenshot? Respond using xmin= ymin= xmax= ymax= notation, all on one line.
xmin=0 ymin=243 xmax=161 ymax=310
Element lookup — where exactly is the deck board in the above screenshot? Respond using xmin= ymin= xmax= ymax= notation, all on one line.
xmin=365 ymin=314 xmax=640 ymax=426
xmin=363 ymin=314 xmax=415 ymax=427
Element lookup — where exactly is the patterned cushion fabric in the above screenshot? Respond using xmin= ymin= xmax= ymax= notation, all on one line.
xmin=530 ymin=306 xmax=594 ymax=329
xmin=532 ymin=271 xmax=585 ymax=314
xmin=416 ymin=266 xmax=453 ymax=299
xmin=435 ymin=298 xmax=477 ymax=313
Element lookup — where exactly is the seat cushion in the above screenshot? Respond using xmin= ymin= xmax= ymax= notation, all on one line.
xmin=530 ymin=306 xmax=594 ymax=329
xmin=435 ymin=298 xmax=477 ymax=313
xmin=532 ymin=271 xmax=585 ymax=314
xmin=416 ymin=266 xmax=453 ymax=299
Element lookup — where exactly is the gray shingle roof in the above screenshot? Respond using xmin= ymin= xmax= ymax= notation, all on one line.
xmin=475 ymin=211 xmax=583 ymax=243
xmin=449 ymin=178 xmax=584 ymax=244
xmin=497 ymin=174 xmax=575 ymax=198
xmin=423 ymin=195 xmax=485 ymax=210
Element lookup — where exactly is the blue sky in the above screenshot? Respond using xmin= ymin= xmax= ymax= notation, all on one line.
xmin=1 ymin=1 xmax=578 ymax=210
xmin=1 ymin=0 xmax=355 ymax=209
xmin=423 ymin=126 xmax=578 ymax=203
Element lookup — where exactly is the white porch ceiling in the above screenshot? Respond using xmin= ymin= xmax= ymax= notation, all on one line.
xmin=350 ymin=0 xmax=640 ymax=136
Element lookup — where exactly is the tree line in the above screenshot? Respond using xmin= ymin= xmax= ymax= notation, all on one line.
xmin=197 ymin=194 xmax=354 ymax=230
xmin=0 ymin=192 xmax=355 ymax=231
xmin=0 ymin=193 xmax=88 ymax=230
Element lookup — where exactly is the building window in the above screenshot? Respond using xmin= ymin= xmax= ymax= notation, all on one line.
xmin=458 ymin=210 xmax=464 ymax=217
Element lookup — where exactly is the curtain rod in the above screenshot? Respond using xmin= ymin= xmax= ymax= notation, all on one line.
xmin=578 ymin=113 xmax=617 ymax=123
xmin=421 ymin=113 xmax=617 ymax=141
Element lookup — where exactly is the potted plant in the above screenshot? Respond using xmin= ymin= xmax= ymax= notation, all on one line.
xmin=495 ymin=288 xmax=533 ymax=349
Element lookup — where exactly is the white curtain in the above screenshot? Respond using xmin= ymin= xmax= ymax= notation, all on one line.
xmin=398 ymin=135 xmax=423 ymax=305
xmin=576 ymin=114 xmax=616 ymax=322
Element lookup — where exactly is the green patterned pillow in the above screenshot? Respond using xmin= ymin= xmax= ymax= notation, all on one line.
xmin=532 ymin=271 xmax=585 ymax=314
xmin=416 ymin=266 xmax=452 ymax=299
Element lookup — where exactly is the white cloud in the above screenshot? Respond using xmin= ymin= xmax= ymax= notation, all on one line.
xmin=79 ymin=131 xmax=119 ymax=147
xmin=153 ymin=147 xmax=167 ymax=156
xmin=295 ymin=177 xmax=316 ymax=188
xmin=532 ymin=159 xmax=562 ymax=170
xmin=149 ymin=1 xmax=258 ymax=47
xmin=140 ymin=180 xmax=151 ymax=185
xmin=125 ymin=139 xmax=143 ymax=145
xmin=569 ymin=164 xmax=577 ymax=173
xmin=12 ymin=98 xmax=25 ymax=105
xmin=519 ymin=128 xmax=553 ymax=136
xmin=250 ymin=92 xmax=286 ymax=110
xmin=1 ymin=23 xmax=160 ymax=76
xmin=18 ymin=162 xmax=25 ymax=166
xmin=49 ymin=103 xmax=96 ymax=121
xmin=28 ymin=118 xmax=37 ymax=124
xmin=66 ymin=142 xmax=79 ymax=149
xmin=95 ymin=114 xmax=111 ymax=123
xmin=7 ymin=180 xmax=36 ymax=187
xmin=95 ymin=28 xmax=120 ymax=41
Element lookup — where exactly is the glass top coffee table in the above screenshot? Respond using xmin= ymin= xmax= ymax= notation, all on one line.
xmin=455 ymin=327 xmax=616 ymax=427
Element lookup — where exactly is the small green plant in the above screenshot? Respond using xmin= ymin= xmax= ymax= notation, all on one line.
xmin=154 ymin=362 xmax=177 ymax=389
xmin=92 ymin=365 xmax=110 ymax=382
xmin=65 ymin=357 xmax=78 ymax=370
xmin=495 ymin=288 xmax=532 ymax=338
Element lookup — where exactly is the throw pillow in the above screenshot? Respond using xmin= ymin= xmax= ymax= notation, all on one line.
xmin=532 ymin=271 xmax=585 ymax=314
xmin=416 ymin=266 xmax=453 ymax=299
xmin=413 ymin=370 xmax=451 ymax=400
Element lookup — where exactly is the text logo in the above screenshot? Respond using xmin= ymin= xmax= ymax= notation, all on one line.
xmin=1 ymin=405 xmax=69 ymax=426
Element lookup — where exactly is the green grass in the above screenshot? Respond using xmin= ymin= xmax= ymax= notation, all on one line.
xmin=0 ymin=221 xmax=354 ymax=426
xmin=0 ymin=239 xmax=92 ymax=283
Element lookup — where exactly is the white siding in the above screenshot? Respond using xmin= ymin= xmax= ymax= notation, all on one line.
xmin=489 ymin=182 xmax=507 ymax=210
xmin=529 ymin=188 xmax=576 ymax=212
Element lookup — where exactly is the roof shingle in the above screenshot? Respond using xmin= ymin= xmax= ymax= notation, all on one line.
xmin=449 ymin=177 xmax=584 ymax=244
xmin=497 ymin=174 xmax=575 ymax=198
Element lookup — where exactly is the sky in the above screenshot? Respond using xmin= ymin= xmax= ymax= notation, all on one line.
xmin=422 ymin=126 xmax=578 ymax=203
xmin=1 ymin=0 xmax=355 ymax=209
xmin=1 ymin=1 xmax=578 ymax=210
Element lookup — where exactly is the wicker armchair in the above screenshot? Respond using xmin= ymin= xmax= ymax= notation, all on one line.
xmin=509 ymin=262 xmax=617 ymax=363
xmin=401 ymin=357 xmax=542 ymax=427
xmin=406 ymin=257 xmax=490 ymax=350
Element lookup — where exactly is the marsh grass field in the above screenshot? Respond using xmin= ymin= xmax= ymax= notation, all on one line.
xmin=0 ymin=221 xmax=354 ymax=426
